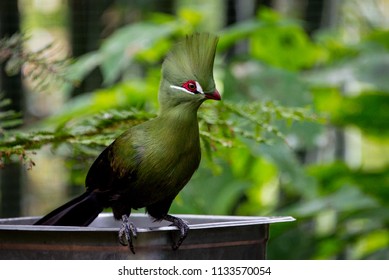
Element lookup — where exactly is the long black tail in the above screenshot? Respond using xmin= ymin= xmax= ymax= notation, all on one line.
xmin=34 ymin=192 xmax=104 ymax=226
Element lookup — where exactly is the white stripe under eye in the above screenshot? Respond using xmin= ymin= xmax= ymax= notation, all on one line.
xmin=170 ymin=85 xmax=195 ymax=95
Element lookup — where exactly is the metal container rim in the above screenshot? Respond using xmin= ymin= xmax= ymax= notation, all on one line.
xmin=0 ymin=213 xmax=295 ymax=233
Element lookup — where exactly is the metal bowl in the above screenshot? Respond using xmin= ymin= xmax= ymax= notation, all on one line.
xmin=0 ymin=213 xmax=294 ymax=260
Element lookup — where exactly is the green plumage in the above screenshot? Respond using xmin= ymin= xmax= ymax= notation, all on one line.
xmin=34 ymin=33 xmax=220 ymax=252
xmin=162 ymin=33 xmax=218 ymax=91
xmin=159 ymin=33 xmax=219 ymax=112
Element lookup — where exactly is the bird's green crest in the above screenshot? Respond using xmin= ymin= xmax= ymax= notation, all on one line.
xmin=162 ymin=33 xmax=219 ymax=93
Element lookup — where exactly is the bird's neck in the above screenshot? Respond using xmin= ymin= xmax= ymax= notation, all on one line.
xmin=157 ymin=103 xmax=200 ymax=133
xmin=156 ymin=79 xmax=204 ymax=142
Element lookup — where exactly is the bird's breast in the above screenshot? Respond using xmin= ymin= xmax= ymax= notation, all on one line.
xmin=130 ymin=124 xmax=201 ymax=204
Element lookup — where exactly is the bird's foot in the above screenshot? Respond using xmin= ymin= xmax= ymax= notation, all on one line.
xmin=118 ymin=214 xmax=138 ymax=254
xmin=164 ymin=214 xmax=189 ymax=250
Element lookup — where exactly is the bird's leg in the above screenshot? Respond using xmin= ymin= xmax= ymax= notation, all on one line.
xmin=118 ymin=214 xmax=138 ymax=254
xmin=163 ymin=214 xmax=189 ymax=250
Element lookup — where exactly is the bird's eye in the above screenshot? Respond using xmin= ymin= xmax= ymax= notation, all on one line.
xmin=188 ymin=83 xmax=196 ymax=90
xmin=182 ymin=80 xmax=198 ymax=93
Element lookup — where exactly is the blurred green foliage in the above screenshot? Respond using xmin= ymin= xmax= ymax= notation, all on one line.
xmin=1 ymin=6 xmax=389 ymax=260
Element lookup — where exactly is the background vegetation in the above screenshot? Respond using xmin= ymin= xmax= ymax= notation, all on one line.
xmin=1 ymin=0 xmax=389 ymax=259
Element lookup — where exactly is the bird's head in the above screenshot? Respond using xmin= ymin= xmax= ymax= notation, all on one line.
xmin=159 ymin=33 xmax=220 ymax=111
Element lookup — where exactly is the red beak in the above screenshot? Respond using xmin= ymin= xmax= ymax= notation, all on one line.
xmin=205 ymin=89 xmax=221 ymax=101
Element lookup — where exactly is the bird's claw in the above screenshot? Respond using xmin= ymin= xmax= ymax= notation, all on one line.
xmin=164 ymin=215 xmax=189 ymax=251
xmin=118 ymin=214 xmax=138 ymax=254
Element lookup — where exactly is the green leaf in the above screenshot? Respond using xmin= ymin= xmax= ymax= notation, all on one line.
xmin=99 ymin=22 xmax=175 ymax=85
xmin=66 ymin=51 xmax=102 ymax=84
xmin=354 ymin=52 xmax=389 ymax=91
xmin=333 ymin=92 xmax=389 ymax=136
xmin=5 ymin=54 xmax=23 ymax=76
xmin=285 ymin=185 xmax=378 ymax=217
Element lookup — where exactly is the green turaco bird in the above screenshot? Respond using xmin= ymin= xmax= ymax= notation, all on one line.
xmin=34 ymin=33 xmax=221 ymax=253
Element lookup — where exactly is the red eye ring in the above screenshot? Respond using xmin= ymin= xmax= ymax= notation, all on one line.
xmin=182 ymin=80 xmax=198 ymax=93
